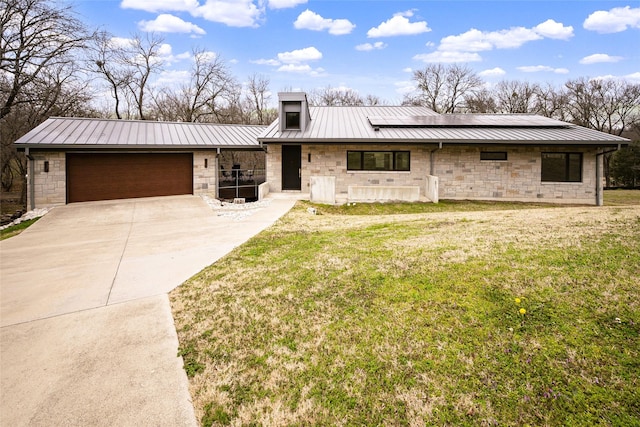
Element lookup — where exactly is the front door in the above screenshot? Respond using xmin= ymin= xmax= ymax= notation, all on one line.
xmin=281 ymin=145 xmax=301 ymax=190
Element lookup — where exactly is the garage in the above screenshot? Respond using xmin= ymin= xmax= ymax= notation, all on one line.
xmin=66 ymin=153 xmax=193 ymax=203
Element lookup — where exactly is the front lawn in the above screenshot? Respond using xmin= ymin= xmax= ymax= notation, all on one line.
xmin=171 ymin=201 xmax=640 ymax=426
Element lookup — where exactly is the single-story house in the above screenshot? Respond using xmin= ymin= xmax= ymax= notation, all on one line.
xmin=258 ymin=92 xmax=630 ymax=206
xmin=15 ymin=91 xmax=629 ymax=209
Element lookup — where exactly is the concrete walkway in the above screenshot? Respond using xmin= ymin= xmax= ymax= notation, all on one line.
xmin=0 ymin=195 xmax=296 ymax=426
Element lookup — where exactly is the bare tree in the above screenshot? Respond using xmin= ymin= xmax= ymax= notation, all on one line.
xmin=214 ymin=79 xmax=245 ymax=124
xmin=122 ymin=33 xmax=165 ymax=120
xmin=494 ymin=80 xmax=540 ymax=114
xmin=87 ymin=31 xmax=133 ymax=119
xmin=1 ymin=61 xmax=95 ymax=203
xmin=364 ymin=94 xmax=384 ymax=106
xmin=465 ymin=88 xmax=498 ymax=113
xmin=564 ymin=77 xmax=640 ymax=186
xmin=565 ymin=77 xmax=640 ymax=135
xmin=409 ymin=64 xmax=484 ymax=113
xmin=533 ymin=83 xmax=569 ymax=121
xmin=0 ymin=0 xmax=91 ymax=118
xmin=151 ymin=49 xmax=240 ymax=123
xmin=245 ymin=74 xmax=271 ymax=124
xmin=309 ymin=86 xmax=364 ymax=106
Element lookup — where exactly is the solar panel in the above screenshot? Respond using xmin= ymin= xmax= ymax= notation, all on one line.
xmin=367 ymin=114 xmax=571 ymax=129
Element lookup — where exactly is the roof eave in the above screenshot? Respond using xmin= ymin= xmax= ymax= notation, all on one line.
xmin=15 ymin=144 xmax=263 ymax=150
xmin=258 ymin=137 xmax=629 ymax=146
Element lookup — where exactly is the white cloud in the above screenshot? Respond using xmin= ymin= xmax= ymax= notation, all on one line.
xmin=413 ymin=51 xmax=482 ymax=63
xmin=121 ymin=0 xmax=199 ymax=13
xmin=158 ymin=43 xmax=173 ymax=56
xmin=534 ymin=19 xmax=574 ymax=40
xmin=584 ymin=6 xmax=640 ymax=33
xmin=397 ymin=10 xmax=416 ymax=18
xmin=277 ymin=46 xmax=322 ymax=63
xmin=479 ymin=67 xmax=506 ymax=77
xmin=591 ymin=72 xmax=640 ymax=84
xmin=579 ymin=53 xmax=623 ymax=64
xmin=367 ymin=11 xmax=431 ymax=37
xmin=517 ymin=65 xmax=569 ymax=74
xmin=268 ymin=0 xmax=307 ymax=9
xmin=439 ymin=21 xmax=572 ymax=53
xmin=278 ymin=64 xmax=311 ymax=73
xmin=277 ymin=64 xmax=325 ymax=76
xmin=138 ymin=14 xmax=205 ymax=34
xmin=193 ymin=0 xmax=264 ymax=28
xmin=122 ymin=0 xmax=265 ymax=27
xmin=402 ymin=67 xmax=413 ymax=73
xmin=194 ymin=51 xmax=217 ymax=62
xmin=294 ymin=9 xmax=355 ymax=35
xmin=109 ymin=37 xmax=136 ymax=48
xmin=417 ymin=19 xmax=573 ymax=64
xmin=394 ymin=80 xmax=416 ymax=95
xmin=251 ymin=58 xmax=281 ymax=66
xmin=153 ymin=69 xmax=190 ymax=87
xmin=625 ymin=72 xmax=640 ymax=82
xmin=355 ymin=41 xmax=387 ymax=51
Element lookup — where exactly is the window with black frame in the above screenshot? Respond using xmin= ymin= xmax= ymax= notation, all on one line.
xmin=480 ymin=151 xmax=507 ymax=161
xmin=347 ymin=151 xmax=410 ymax=171
xmin=541 ymin=152 xmax=582 ymax=182
xmin=285 ymin=112 xmax=300 ymax=129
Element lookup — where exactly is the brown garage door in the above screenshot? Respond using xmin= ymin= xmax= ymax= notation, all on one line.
xmin=67 ymin=153 xmax=193 ymax=203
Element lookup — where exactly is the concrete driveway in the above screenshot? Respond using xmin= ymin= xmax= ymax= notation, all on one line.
xmin=0 ymin=195 xmax=295 ymax=426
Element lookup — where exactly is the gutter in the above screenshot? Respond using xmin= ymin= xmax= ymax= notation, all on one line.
xmin=595 ymin=144 xmax=622 ymax=206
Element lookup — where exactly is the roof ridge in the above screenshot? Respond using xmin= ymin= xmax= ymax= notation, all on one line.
xmin=48 ymin=116 xmax=268 ymax=128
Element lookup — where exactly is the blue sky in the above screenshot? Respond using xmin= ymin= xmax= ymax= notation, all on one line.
xmin=73 ymin=0 xmax=640 ymax=104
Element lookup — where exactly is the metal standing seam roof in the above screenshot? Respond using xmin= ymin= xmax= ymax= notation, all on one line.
xmin=258 ymin=106 xmax=629 ymax=145
xmin=14 ymin=117 xmax=266 ymax=149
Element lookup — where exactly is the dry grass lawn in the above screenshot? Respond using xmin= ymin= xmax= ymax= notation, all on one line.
xmin=171 ymin=194 xmax=640 ymax=426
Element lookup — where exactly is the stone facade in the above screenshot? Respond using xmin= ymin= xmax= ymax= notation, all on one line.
xmin=28 ymin=151 xmax=66 ymax=209
xmin=27 ymin=150 xmax=219 ymax=209
xmin=265 ymin=143 xmax=602 ymax=205
xmin=267 ymin=144 xmax=431 ymax=198
xmin=192 ymin=150 xmax=218 ymax=195
xmin=434 ymin=145 xmax=600 ymax=205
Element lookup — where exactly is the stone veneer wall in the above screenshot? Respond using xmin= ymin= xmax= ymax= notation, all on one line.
xmin=266 ymin=144 xmax=432 ymax=200
xmin=28 ymin=150 xmax=219 ymax=209
xmin=192 ymin=150 xmax=218 ymax=196
xmin=434 ymin=145 xmax=599 ymax=205
xmin=266 ymin=143 xmax=601 ymax=205
xmin=29 ymin=151 xmax=66 ymax=209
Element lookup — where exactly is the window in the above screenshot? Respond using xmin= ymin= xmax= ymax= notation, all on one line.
xmin=285 ymin=112 xmax=300 ymax=129
xmin=541 ymin=152 xmax=582 ymax=182
xmin=481 ymin=151 xmax=507 ymax=161
xmin=347 ymin=151 xmax=410 ymax=171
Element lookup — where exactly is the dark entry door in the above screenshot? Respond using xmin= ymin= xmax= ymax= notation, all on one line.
xmin=281 ymin=145 xmax=301 ymax=190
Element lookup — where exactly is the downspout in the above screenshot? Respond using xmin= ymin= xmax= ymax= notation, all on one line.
xmin=26 ymin=147 xmax=35 ymax=210
xmin=595 ymin=144 xmax=621 ymax=206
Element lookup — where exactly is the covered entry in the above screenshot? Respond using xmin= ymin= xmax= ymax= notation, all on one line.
xmin=66 ymin=153 xmax=193 ymax=203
